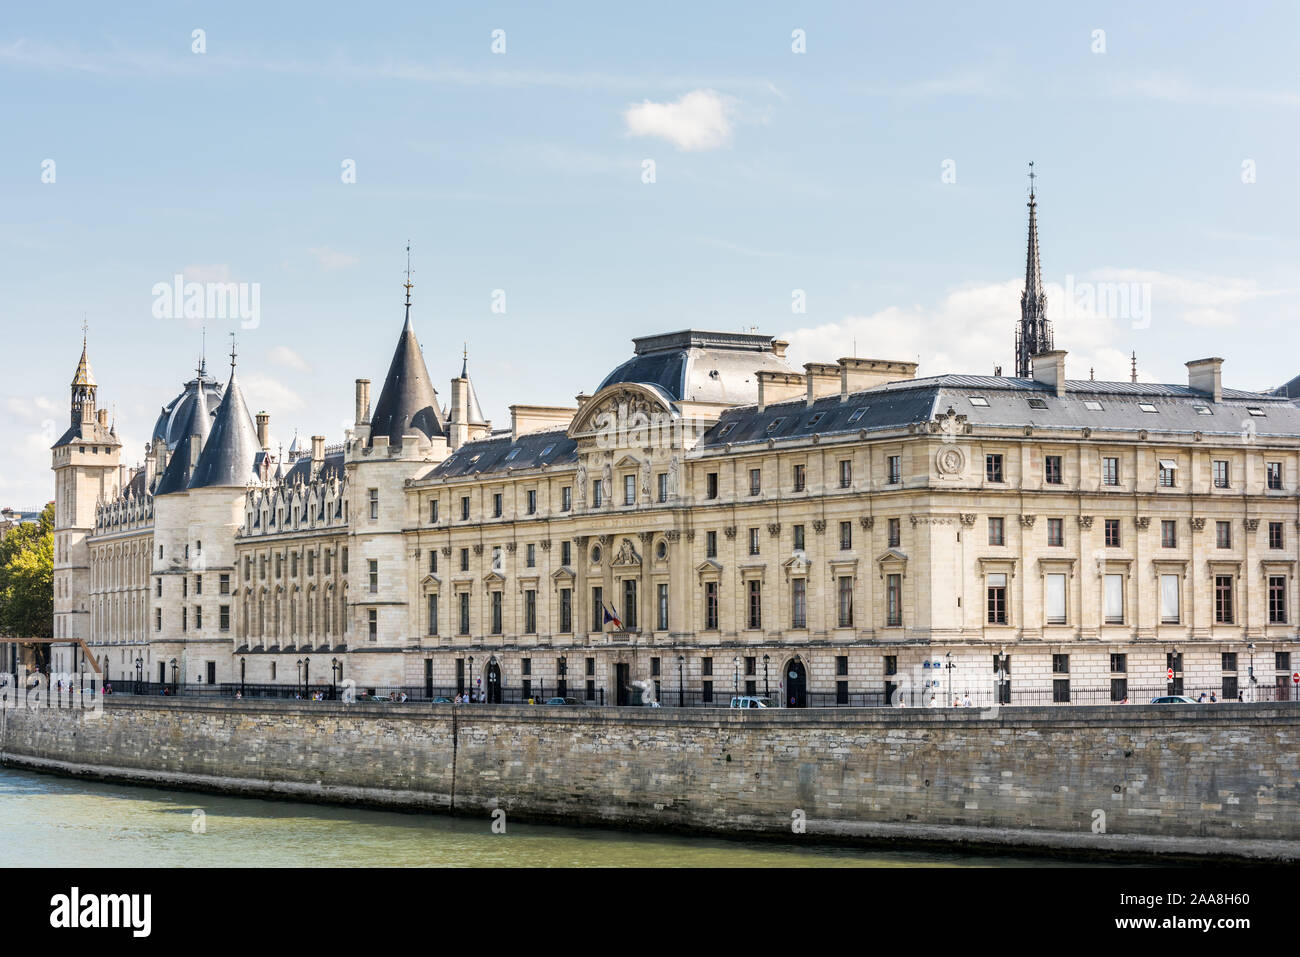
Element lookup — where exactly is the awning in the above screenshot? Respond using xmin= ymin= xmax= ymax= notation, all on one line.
xmin=1158 ymin=459 xmax=1178 ymax=469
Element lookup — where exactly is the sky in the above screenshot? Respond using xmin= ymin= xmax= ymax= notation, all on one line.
xmin=3 ymin=0 xmax=1299 ymax=507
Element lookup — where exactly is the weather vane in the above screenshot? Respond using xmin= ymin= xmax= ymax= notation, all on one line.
xmin=1028 ymin=161 xmax=1037 ymax=199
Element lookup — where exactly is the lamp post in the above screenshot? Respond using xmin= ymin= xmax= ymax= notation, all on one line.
xmin=945 ymin=652 xmax=953 ymax=706
xmin=331 ymin=658 xmax=340 ymax=700
xmin=239 ymin=656 xmax=246 ymax=697
xmin=1247 ymin=643 xmax=1256 ymax=702
xmin=135 ymin=656 xmax=143 ymax=693
xmin=303 ymin=657 xmax=310 ymax=696
xmin=467 ymin=655 xmax=474 ymax=702
xmin=677 ymin=654 xmax=685 ymax=707
xmin=169 ymin=659 xmax=178 ymax=693
xmin=558 ymin=655 xmax=567 ymax=699
xmin=733 ymin=655 xmax=740 ymax=699
xmin=296 ymin=658 xmax=303 ymax=697
xmin=763 ymin=654 xmax=770 ymax=700
xmin=488 ymin=655 xmax=499 ymax=703
xmin=994 ymin=650 xmax=1008 ymax=705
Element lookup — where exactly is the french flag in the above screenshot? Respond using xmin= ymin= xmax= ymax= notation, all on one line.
xmin=602 ymin=605 xmax=623 ymax=630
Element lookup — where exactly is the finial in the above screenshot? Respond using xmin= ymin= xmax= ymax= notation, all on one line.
xmin=81 ymin=315 xmax=89 ymax=346
xmin=229 ymin=332 xmax=238 ymax=370
xmin=403 ymin=241 xmax=414 ymax=308
xmin=1028 ymin=161 xmax=1036 ymax=202
xmin=1130 ymin=351 xmax=1138 ymax=384
xmin=1090 ymin=367 xmax=1095 ymax=381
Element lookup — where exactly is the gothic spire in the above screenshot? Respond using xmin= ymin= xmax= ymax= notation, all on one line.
xmin=1015 ymin=162 xmax=1053 ymax=378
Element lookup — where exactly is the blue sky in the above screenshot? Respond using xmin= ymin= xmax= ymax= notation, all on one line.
xmin=3 ymin=0 xmax=1299 ymax=506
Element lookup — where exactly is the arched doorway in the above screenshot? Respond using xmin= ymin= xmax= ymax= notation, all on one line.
xmin=486 ymin=658 xmax=503 ymax=703
xmin=785 ymin=658 xmax=807 ymax=708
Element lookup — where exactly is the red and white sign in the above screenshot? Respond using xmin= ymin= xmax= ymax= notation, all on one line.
xmin=1167 ymin=668 xmax=1174 ymax=680
xmin=1292 ymin=672 xmax=1298 ymax=684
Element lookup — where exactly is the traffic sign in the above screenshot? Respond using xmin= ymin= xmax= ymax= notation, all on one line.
xmin=1292 ymin=672 xmax=1298 ymax=684
xmin=1167 ymin=668 xmax=1174 ymax=680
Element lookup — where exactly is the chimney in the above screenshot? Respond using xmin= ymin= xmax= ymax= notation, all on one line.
xmin=771 ymin=339 xmax=789 ymax=359
xmin=1031 ymin=350 xmax=1068 ymax=398
xmin=1186 ymin=357 xmax=1223 ymax=403
xmin=838 ymin=358 xmax=919 ymax=397
xmin=355 ymin=379 xmax=371 ymax=425
xmin=256 ymin=412 xmax=271 ymax=450
xmin=756 ymin=371 xmax=806 ymax=413
xmin=97 ymin=408 xmax=109 ymax=428
xmin=311 ymin=435 xmax=325 ymax=476
xmin=804 ymin=363 xmax=841 ymax=406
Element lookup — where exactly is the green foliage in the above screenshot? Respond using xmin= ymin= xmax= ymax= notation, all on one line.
xmin=0 ymin=502 xmax=55 ymax=638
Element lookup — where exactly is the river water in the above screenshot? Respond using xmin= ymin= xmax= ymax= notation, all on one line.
xmin=0 ymin=766 xmax=1097 ymax=867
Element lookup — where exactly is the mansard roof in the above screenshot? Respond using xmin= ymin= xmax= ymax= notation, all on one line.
xmin=369 ymin=313 xmax=446 ymax=447
xmin=280 ymin=451 xmax=346 ymax=486
xmin=189 ymin=369 xmax=261 ymax=489
xmin=424 ymin=428 xmax=576 ymax=480
xmin=597 ymin=329 xmax=796 ymax=406
xmin=699 ymin=375 xmax=1300 ymax=449
xmin=152 ymin=373 xmax=223 ymax=451
xmin=154 ymin=378 xmax=212 ymax=495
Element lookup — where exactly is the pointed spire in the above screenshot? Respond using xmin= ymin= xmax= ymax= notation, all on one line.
xmin=1015 ymin=162 xmax=1053 ymax=378
xmin=189 ymin=365 xmax=260 ymax=489
xmin=461 ymin=342 xmax=469 ymax=379
xmin=154 ymin=373 xmax=211 ymax=495
xmin=368 ymin=263 xmax=447 ymax=447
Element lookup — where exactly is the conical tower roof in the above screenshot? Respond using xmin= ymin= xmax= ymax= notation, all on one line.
xmin=461 ymin=350 xmax=488 ymax=426
xmin=71 ymin=340 xmax=95 ymax=387
xmin=368 ymin=311 xmax=446 ymax=446
xmin=190 ymin=367 xmax=260 ymax=489
xmin=154 ymin=377 xmax=210 ymax=495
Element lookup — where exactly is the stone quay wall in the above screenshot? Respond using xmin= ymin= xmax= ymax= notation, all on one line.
xmin=1 ymin=699 xmax=1297 ymax=860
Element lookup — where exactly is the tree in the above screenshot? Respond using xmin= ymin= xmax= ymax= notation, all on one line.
xmin=0 ymin=502 xmax=54 ymax=641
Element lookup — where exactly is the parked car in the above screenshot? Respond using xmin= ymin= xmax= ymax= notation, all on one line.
xmin=729 ymin=696 xmax=769 ymax=709
xmin=545 ymin=696 xmax=582 ymax=706
xmin=1149 ymin=695 xmax=1199 ymax=704
xmin=431 ymin=696 xmax=453 ymax=704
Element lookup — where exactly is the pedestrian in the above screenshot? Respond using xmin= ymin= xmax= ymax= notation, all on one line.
xmin=1209 ymin=692 xmax=1217 ymax=702
xmin=962 ymin=693 xmax=972 ymax=708
xmin=1197 ymin=692 xmax=1206 ymax=702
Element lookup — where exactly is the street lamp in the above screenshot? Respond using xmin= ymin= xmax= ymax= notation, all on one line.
xmin=733 ymin=655 xmax=741 ymax=698
xmin=558 ymin=655 xmax=567 ymax=699
xmin=331 ymin=658 xmax=341 ymax=700
xmin=240 ymin=656 xmax=246 ymax=697
xmin=488 ymin=655 xmax=499 ymax=703
xmin=135 ymin=656 xmax=143 ymax=691
xmin=677 ymin=654 xmax=685 ymax=707
xmin=1247 ymin=643 xmax=1256 ymax=702
xmin=169 ymin=659 xmax=178 ymax=693
xmin=763 ymin=654 xmax=770 ymax=700
xmin=945 ymin=651 xmax=953 ymax=706
xmin=303 ymin=657 xmax=310 ymax=695
xmin=467 ymin=655 xmax=474 ymax=702
xmin=296 ymin=658 xmax=303 ymax=697
xmin=995 ymin=650 xmax=1008 ymax=705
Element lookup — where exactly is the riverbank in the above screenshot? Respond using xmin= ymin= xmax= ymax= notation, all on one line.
xmin=1 ymin=698 xmax=1296 ymax=863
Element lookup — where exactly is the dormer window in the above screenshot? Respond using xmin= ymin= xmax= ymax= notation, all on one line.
xmin=847 ymin=407 xmax=867 ymax=423
xmin=1083 ymin=400 xmax=1103 ymax=411
xmin=1193 ymin=405 xmax=1213 ymax=415
xmin=504 ymin=449 xmax=521 ymax=462
xmin=1246 ymin=407 xmax=1266 ymax=417
xmin=1138 ymin=403 xmax=1158 ymax=413
xmin=765 ymin=418 xmax=785 ymax=434
xmin=717 ymin=423 xmax=735 ymax=439
xmin=540 ymin=444 xmax=555 ymax=457
xmin=968 ymin=396 xmax=989 ymax=407
xmin=1027 ymin=398 xmax=1048 ymax=410
xmin=806 ymin=413 xmax=824 ymax=430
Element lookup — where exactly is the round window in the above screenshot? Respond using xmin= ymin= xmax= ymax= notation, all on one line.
xmin=591 ymin=545 xmax=602 ymax=564
xmin=656 ymin=541 xmax=667 ymax=560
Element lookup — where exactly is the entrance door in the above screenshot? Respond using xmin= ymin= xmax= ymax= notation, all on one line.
xmin=785 ymin=658 xmax=807 ymax=708
xmin=615 ymin=663 xmax=630 ymax=705
xmin=456 ymin=658 xmax=465 ymax=696
xmin=159 ymin=662 xmax=166 ymax=684
xmin=486 ymin=659 xmax=502 ymax=703
xmin=206 ymin=661 xmax=216 ymax=685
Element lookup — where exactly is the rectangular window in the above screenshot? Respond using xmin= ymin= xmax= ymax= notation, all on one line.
xmin=657 ymin=474 xmax=668 ymax=503
xmin=704 ymin=582 xmax=718 ymax=631
xmin=491 ymin=591 xmax=503 ymax=634
xmin=1267 ymin=461 xmax=1283 ymax=490
xmin=837 ymin=576 xmax=854 ymax=627
xmin=525 ymin=489 xmax=536 ymax=514
xmin=1277 ymin=652 xmax=1292 ymax=672
xmin=886 ymin=574 xmax=902 ymax=626
xmin=706 ymin=530 xmax=717 ymax=558
xmin=427 ymin=594 xmax=439 ymax=636
xmin=623 ymin=578 xmax=638 ymax=630
xmin=793 ymin=525 xmax=805 ymax=552
xmin=460 ymin=496 xmax=470 ymax=521
xmin=561 ymin=540 xmax=571 ymax=566
xmin=341 ymin=548 xmax=348 ymax=574
xmin=427 ymin=550 xmax=437 ymax=575
xmin=792 ymin=579 xmax=807 ymax=628
xmin=1045 ymin=573 xmax=1066 ymax=625
xmin=219 ymin=605 xmax=230 ymax=631
xmin=884 ymin=655 xmax=898 ymax=676
xmin=1053 ymin=654 xmax=1070 ymax=674
xmin=1160 ymin=574 xmax=1180 ymax=624
xmin=559 ymin=588 xmax=572 ymax=633
xmin=193 ymin=606 xmax=201 ymax=630
xmin=368 ymin=559 xmax=378 ymax=594
xmin=459 ymin=548 xmax=469 ymax=572
xmin=705 ymin=472 xmax=718 ymax=500
xmin=1269 ymin=576 xmax=1287 ymax=624
xmin=985 ymin=454 xmax=1004 ymax=483
xmin=748 ymin=468 xmax=761 ymax=496
xmin=749 ymin=527 xmax=760 ymax=556
xmin=747 ymin=580 xmax=762 ymax=630
xmin=526 ymin=543 xmax=536 ymax=568
xmin=1110 ymin=677 xmax=1128 ymax=702
xmin=839 ymin=460 xmax=852 ymax=489
xmin=1269 ymin=522 xmax=1284 ymax=549
xmin=1213 ymin=460 xmax=1230 ymax=488
xmin=430 ymin=499 xmax=439 ymax=523
xmin=219 ymin=573 xmax=230 ymax=595
xmin=1104 ymin=519 xmax=1121 ymax=547
xmin=367 ymin=609 xmax=377 ymax=641
xmin=793 ymin=463 xmax=806 ymax=492
xmin=1158 ymin=460 xmax=1177 ymax=487
xmin=1222 ymin=652 xmax=1238 ymax=672
xmin=368 ymin=488 xmax=379 ymax=520
xmin=562 ymin=486 xmax=572 ymax=511
xmin=1044 ymin=455 xmax=1062 ymax=484
xmin=986 ymin=573 xmax=1008 ymax=624
xmin=625 ymin=474 xmax=637 ymax=505
xmin=1216 ymin=521 xmax=1232 ymax=549
xmin=988 ymin=517 xmax=1004 ymax=546
xmin=1047 ymin=517 xmax=1063 ymax=547
xmin=592 ymin=480 xmax=603 ymax=507
xmin=1110 ymin=653 xmax=1127 ymax=673
xmin=887 ymin=455 xmax=901 ymax=485
xmin=839 ymin=521 xmax=852 ymax=550
xmin=1161 ymin=520 xmax=1177 ymax=548
xmin=1104 ymin=574 xmax=1124 ymax=624
xmin=591 ymin=586 xmax=603 ymax=633
xmin=1214 ymin=575 xmax=1234 ymax=624
xmin=195 ymin=574 xmax=203 ymax=594
xmin=155 ymin=608 xmax=161 ymax=631
xmin=657 ymin=583 xmax=668 ymax=631
xmin=493 ymin=493 xmax=503 ymax=518
xmin=458 ymin=593 xmax=470 ymax=635
xmin=524 ymin=590 xmax=536 ymax=634
xmin=888 ymin=517 xmax=900 ymax=548
xmin=1102 ymin=457 xmax=1119 ymax=486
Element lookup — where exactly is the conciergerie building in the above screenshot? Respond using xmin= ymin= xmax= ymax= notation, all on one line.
xmin=51 ymin=191 xmax=1300 ymax=706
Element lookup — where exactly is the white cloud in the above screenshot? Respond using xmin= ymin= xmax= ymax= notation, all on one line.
xmin=242 ymin=374 xmax=304 ymax=413
xmin=308 ymin=246 xmax=360 ymax=271
xmin=267 ymin=346 xmax=311 ymax=374
xmin=624 ymin=90 xmax=735 ymax=151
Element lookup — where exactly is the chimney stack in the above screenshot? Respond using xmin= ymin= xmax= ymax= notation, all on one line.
xmin=96 ymin=408 xmax=109 ymax=428
xmin=355 ymin=379 xmax=371 ymax=425
xmin=1186 ymin=357 xmax=1223 ymax=403
xmin=256 ymin=412 xmax=270 ymax=450
xmin=1030 ymin=350 xmax=1068 ymax=398
xmin=311 ymin=435 xmax=325 ymax=476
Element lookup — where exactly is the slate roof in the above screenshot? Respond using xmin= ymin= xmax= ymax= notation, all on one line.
xmin=424 ymin=428 xmax=576 ymax=480
xmin=151 ymin=373 xmax=223 ymax=451
xmin=369 ymin=313 xmax=447 ymax=446
xmin=597 ymin=329 xmax=796 ymax=405
xmin=189 ymin=369 xmax=261 ymax=489
xmin=154 ymin=378 xmax=211 ymax=495
xmin=280 ymin=451 xmax=346 ymax=485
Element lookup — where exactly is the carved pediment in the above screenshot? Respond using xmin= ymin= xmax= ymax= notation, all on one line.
xmin=420 ymin=574 xmax=441 ymax=591
xmin=567 ymin=383 xmax=674 ymax=439
xmin=610 ymin=537 xmax=642 ymax=566
xmin=551 ymin=566 xmax=575 ymax=582
xmin=482 ymin=570 xmax=506 ymax=584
